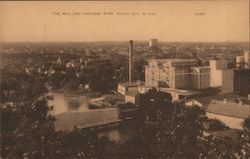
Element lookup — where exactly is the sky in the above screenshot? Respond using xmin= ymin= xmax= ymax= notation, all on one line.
xmin=0 ymin=1 xmax=249 ymax=42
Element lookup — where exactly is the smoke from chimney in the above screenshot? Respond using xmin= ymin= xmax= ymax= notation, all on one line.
xmin=129 ymin=40 xmax=133 ymax=84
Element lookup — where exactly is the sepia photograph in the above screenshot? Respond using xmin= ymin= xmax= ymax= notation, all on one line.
xmin=0 ymin=0 xmax=250 ymax=158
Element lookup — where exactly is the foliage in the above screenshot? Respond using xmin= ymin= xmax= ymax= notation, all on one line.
xmin=64 ymin=80 xmax=81 ymax=92
xmin=243 ymin=117 xmax=250 ymax=130
xmin=53 ymin=128 xmax=116 ymax=159
xmin=203 ymin=130 xmax=250 ymax=159
xmin=118 ymin=88 xmax=207 ymax=159
xmin=87 ymin=60 xmax=115 ymax=92
xmin=137 ymin=88 xmax=173 ymax=123
xmin=0 ymin=76 xmax=57 ymax=158
xmin=117 ymin=102 xmax=138 ymax=121
xmin=208 ymin=119 xmax=229 ymax=131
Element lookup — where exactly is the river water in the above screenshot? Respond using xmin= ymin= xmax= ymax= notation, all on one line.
xmin=49 ymin=93 xmax=134 ymax=142
xmin=48 ymin=93 xmax=90 ymax=114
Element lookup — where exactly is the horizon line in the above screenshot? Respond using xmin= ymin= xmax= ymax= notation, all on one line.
xmin=0 ymin=40 xmax=249 ymax=43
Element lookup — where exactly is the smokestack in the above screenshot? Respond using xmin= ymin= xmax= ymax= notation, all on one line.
xmin=129 ymin=40 xmax=133 ymax=84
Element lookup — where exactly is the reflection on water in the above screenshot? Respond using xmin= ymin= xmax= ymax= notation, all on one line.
xmin=98 ymin=130 xmax=121 ymax=142
xmin=98 ymin=126 xmax=137 ymax=143
xmin=49 ymin=93 xmax=134 ymax=143
xmin=49 ymin=93 xmax=89 ymax=114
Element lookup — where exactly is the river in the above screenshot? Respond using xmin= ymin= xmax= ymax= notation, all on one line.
xmin=49 ymin=93 xmax=134 ymax=142
xmin=48 ymin=93 xmax=90 ymax=114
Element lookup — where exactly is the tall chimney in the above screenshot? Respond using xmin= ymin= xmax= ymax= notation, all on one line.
xmin=129 ymin=40 xmax=133 ymax=84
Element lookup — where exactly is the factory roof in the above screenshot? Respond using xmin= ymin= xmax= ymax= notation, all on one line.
xmin=147 ymin=59 xmax=168 ymax=63
xmin=160 ymin=88 xmax=201 ymax=96
xmin=191 ymin=66 xmax=210 ymax=69
xmin=147 ymin=59 xmax=169 ymax=66
xmin=138 ymin=85 xmax=155 ymax=88
xmin=168 ymin=58 xmax=198 ymax=62
xmin=55 ymin=108 xmax=119 ymax=130
xmin=147 ymin=58 xmax=198 ymax=63
xmin=233 ymin=68 xmax=250 ymax=71
xmin=193 ymin=93 xmax=250 ymax=109
xmin=147 ymin=58 xmax=198 ymax=67
xmin=206 ymin=100 xmax=250 ymax=119
xmin=118 ymin=82 xmax=142 ymax=87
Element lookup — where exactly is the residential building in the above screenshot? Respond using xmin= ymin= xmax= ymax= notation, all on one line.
xmin=56 ymin=56 xmax=62 ymax=65
xmin=185 ymin=99 xmax=203 ymax=108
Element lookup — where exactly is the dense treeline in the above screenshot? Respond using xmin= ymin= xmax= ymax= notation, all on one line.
xmin=1 ymin=51 xmax=150 ymax=95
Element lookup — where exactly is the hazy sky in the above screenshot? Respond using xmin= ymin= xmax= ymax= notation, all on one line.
xmin=0 ymin=1 xmax=249 ymax=42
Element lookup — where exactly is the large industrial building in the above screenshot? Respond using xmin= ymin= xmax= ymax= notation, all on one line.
xmin=148 ymin=39 xmax=160 ymax=54
xmin=209 ymin=59 xmax=229 ymax=87
xmin=233 ymin=69 xmax=250 ymax=96
xmin=190 ymin=66 xmax=211 ymax=89
xmin=149 ymin=39 xmax=158 ymax=48
xmin=233 ymin=51 xmax=250 ymax=96
xmin=145 ymin=58 xmax=210 ymax=89
xmin=117 ymin=40 xmax=249 ymax=106
xmin=244 ymin=51 xmax=250 ymax=69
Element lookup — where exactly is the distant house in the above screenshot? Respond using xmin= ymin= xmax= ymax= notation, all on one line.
xmin=185 ymin=99 xmax=203 ymax=108
xmin=56 ymin=56 xmax=62 ymax=65
xmin=25 ymin=67 xmax=35 ymax=75
xmin=66 ymin=61 xmax=75 ymax=68
xmin=206 ymin=100 xmax=250 ymax=129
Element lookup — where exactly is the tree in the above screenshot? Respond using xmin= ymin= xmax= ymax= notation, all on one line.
xmin=118 ymin=88 xmax=207 ymax=159
xmin=1 ymin=77 xmax=57 ymax=158
xmin=1 ymin=105 xmax=21 ymax=158
xmin=204 ymin=130 xmax=250 ymax=159
xmin=117 ymin=102 xmax=138 ymax=121
xmin=207 ymin=119 xmax=229 ymax=131
xmin=243 ymin=117 xmax=250 ymax=130
xmin=54 ymin=128 xmax=115 ymax=159
xmin=137 ymin=88 xmax=173 ymax=123
xmin=88 ymin=60 xmax=115 ymax=92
